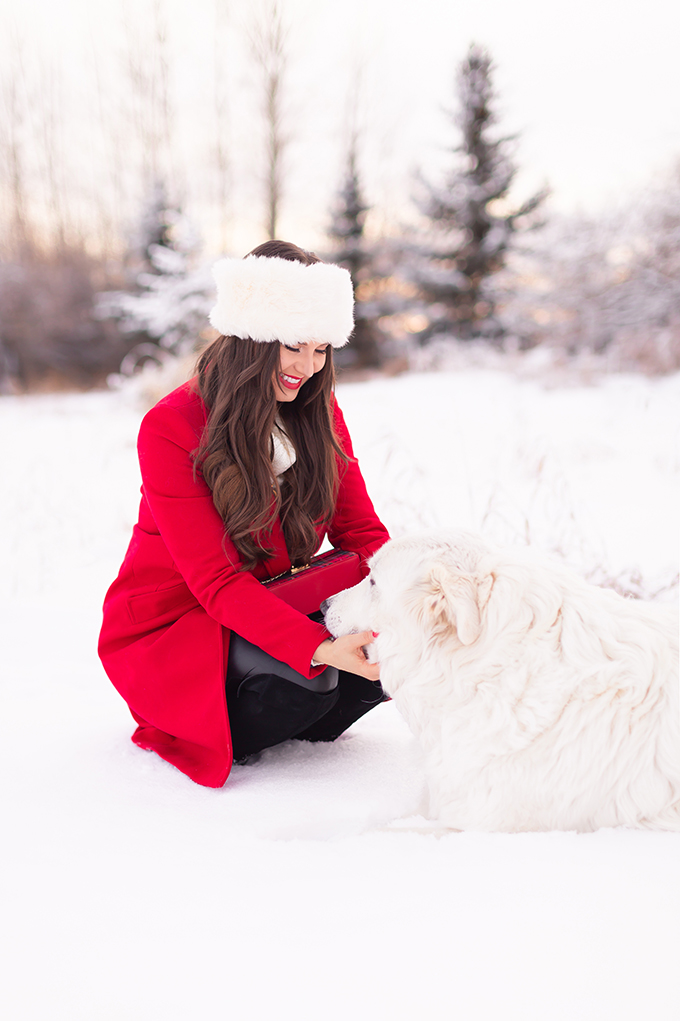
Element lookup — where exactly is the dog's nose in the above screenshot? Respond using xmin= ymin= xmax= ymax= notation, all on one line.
xmin=320 ymin=599 xmax=330 ymax=614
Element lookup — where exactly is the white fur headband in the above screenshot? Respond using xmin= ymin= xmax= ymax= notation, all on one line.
xmin=209 ymin=255 xmax=354 ymax=348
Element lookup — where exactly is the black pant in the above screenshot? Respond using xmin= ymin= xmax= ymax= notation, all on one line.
xmin=226 ymin=631 xmax=386 ymax=762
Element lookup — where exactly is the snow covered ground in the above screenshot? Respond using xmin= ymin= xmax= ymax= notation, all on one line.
xmin=1 ymin=367 xmax=678 ymax=1020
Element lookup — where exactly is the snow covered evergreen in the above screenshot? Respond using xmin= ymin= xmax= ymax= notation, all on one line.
xmin=97 ymin=181 xmax=215 ymax=376
xmin=414 ymin=45 xmax=546 ymax=342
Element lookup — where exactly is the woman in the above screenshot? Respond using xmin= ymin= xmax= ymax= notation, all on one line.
xmin=98 ymin=240 xmax=390 ymax=787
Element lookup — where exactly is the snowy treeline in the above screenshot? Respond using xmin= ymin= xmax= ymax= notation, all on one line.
xmin=1 ymin=4 xmax=680 ymax=388
xmin=504 ymin=173 xmax=680 ymax=373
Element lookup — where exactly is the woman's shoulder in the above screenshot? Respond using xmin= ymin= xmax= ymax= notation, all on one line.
xmin=140 ymin=378 xmax=207 ymax=443
xmin=153 ymin=377 xmax=204 ymax=412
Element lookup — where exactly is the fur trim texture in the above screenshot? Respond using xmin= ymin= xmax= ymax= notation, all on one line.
xmin=209 ymin=255 xmax=354 ymax=347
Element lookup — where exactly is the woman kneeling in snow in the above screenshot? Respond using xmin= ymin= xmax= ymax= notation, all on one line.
xmin=98 ymin=240 xmax=389 ymax=786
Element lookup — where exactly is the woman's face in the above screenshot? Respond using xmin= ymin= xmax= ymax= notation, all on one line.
xmin=273 ymin=341 xmax=329 ymax=401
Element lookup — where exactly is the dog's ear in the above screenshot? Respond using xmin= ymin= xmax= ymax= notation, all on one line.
xmin=420 ymin=563 xmax=493 ymax=646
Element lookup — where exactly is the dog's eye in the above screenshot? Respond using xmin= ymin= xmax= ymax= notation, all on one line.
xmin=369 ymin=578 xmax=376 ymax=587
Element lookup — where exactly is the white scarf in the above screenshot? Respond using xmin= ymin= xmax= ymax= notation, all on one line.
xmin=271 ymin=420 xmax=296 ymax=479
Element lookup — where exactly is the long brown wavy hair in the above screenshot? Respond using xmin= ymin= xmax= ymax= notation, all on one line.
xmin=194 ymin=240 xmax=349 ymax=571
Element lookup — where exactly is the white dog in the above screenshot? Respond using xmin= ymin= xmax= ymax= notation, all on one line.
xmin=324 ymin=531 xmax=680 ymax=832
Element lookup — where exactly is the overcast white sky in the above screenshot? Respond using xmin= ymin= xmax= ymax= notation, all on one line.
xmin=287 ymin=0 xmax=680 ymax=214
xmin=2 ymin=0 xmax=680 ymax=249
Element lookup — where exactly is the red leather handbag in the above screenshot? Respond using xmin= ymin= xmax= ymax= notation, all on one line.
xmin=263 ymin=549 xmax=362 ymax=615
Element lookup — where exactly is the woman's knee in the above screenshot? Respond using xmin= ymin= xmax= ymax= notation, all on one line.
xmin=227 ymin=673 xmax=340 ymax=760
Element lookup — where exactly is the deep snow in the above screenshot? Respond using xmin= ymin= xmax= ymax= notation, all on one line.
xmin=1 ymin=368 xmax=678 ymax=1020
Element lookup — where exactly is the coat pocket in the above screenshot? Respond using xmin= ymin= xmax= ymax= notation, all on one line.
xmin=127 ymin=582 xmax=199 ymax=625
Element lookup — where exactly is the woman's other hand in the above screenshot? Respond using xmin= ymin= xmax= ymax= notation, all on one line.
xmin=313 ymin=632 xmax=380 ymax=681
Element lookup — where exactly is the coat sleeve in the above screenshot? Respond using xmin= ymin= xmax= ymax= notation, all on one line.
xmin=328 ymin=401 xmax=390 ymax=569
xmin=137 ymin=400 xmax=329 ymax=677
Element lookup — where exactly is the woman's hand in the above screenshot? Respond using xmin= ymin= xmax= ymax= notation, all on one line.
xmin=313 ymin=631 xmax=380 ymax=681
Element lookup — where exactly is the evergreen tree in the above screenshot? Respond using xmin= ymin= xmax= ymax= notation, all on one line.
xmin=97 ymin=181 xmax=213 ymax=374
xmin=131 ymin=179 xmax=179 ymax=274
xmin=416 ymin=44 xmax=546 ymax=341
xmin=328 ymin=143 xmax=383 ymax=368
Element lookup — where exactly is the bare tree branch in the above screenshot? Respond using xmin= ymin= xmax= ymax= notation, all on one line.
xmin=0 ymin=28 xmax=33 ymax=256
xmin=250 ymin=0 xmax=289 ymax=240
xmin=213 ymin=0 xmax=231 ymax=252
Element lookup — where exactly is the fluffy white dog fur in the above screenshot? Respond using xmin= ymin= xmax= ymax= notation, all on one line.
xmin=325 ymin=531 xmax=680 ymax=832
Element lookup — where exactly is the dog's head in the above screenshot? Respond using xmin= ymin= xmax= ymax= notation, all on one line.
xmin=324 ymin=530 xmax=495 ymax=655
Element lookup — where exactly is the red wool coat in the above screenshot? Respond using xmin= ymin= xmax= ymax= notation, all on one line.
xmin=98 ymin=380 xmax=390 ymax=787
